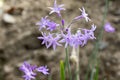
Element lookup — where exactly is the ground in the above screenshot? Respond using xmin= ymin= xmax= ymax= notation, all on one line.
xmin=0 ymin=0 xmax=120 ymax=80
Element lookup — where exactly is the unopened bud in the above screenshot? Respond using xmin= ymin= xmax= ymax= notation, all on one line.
xmin=61 ymin=19 xmax=64 ymax=26
xmin=70 ymin=47 xmax=78 ymax=63
xmin=70 ymin=54 xmax=78 ymax=63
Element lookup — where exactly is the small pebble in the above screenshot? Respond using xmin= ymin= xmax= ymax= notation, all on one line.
xmin=3 ymin=13 xmax=16 ymax=24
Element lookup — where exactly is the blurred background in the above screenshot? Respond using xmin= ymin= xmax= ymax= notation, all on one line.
xmin=0 ymin=0 xmax=120 ymax=80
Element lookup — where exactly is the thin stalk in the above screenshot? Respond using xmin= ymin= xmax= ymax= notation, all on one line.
xmin=65 ymin=48 xmax=72 ymax=80
xmin=76 ymin=47 xmax=80 ymax=80
xmin=71 ymin=47 xmax=80 ymax=80
xmin=90 ymin=68 xmax=95 ymax=80
xmin=85 ymin=0 xmax=109 ymax=80
xmin=48 ymin=74 xmax=52 ymax=80
xmin=94 ymin=60 xmax=100 ymax=80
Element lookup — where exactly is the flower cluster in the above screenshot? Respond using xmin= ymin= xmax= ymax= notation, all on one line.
xmin=19 ymin=61 xmax=49 ymax=80
xmin=60 ymin=24 xmax=96 ymax=48
xmin=36 ymin=0 xmax=96 ymax=50
xmin=36 ymin=16 xmax=59 ymax=31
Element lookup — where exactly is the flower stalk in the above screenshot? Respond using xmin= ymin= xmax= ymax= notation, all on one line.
xmin=76 ymin=47 xmax=80 ymax=80
xmin=65 ymin=48 xmax=72 ymax=80
xmin=70 ymin=47 xmax=80 ymax=80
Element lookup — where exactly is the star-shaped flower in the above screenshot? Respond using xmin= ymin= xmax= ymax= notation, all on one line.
xmin=83 ymin=24 xmax=96 ymax=40
xmin=38 ymin=32 xmax=50 ymax=47
xmin=74 ymin=7 xmax=91 ymax=22
xmin=73 ymin=31 xmax=87 ymax=47
xmin=36 ymin=66 xmax=49 ymax=75
xmin=47 ymin=33 xmax=62 ymax=50
xmin=19 ymin=62 xmax=37 ymax=80
xmin=20 ymin=62 xmax=49 ymax=80
xmin=38 ymin=33 xmax=62 ymax=50
xmin=60 ymin=28 xmax=74 ymax=48
xmin=36 ymin=16 xmax=50 ymax=30
xmin=48 ymin=0 xmax=65 ymax=16
xmin=47 ymin=21 xmax=59 ymax=31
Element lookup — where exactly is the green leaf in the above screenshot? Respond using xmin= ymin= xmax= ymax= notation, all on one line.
xmin=94 ymin=63 xmax=99 ymax=80
xmin=60 ymin=60 xmax=65 ymax=80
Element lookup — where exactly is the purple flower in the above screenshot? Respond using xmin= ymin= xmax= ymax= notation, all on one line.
xmin=36 ymin=16 xmax=50 ymax=30
xmin=19 ymin=62 xmax=37 ymax=80
xmin=72 ymin=24 xmax=96 ymax=47
xmin=74 ymin=7 xmax=91 ymax=22
xmin=38 ymin=33 xmax=62 ymax=50
xmin=20 ymin=62 xmax=49 ymax=80
xmin=36 ymin=16 xmax=59 ymax=31
xmin=38 ymin=32 xmax=50 ymax=47
xmin=48 ymin=0 xmax=65 ymax=16
xmin=60 ymin=28 xmax=73 ymax=48
xmin=36 ymin=66 xmax=49 ymax=75
xmin=47 ymin=33 xmax=62 ymax=50
xmin=83 ymin=24 xmax=96 ymax=40
xmin=73 ymin=31 xmax=87 ymax=47
xmin=47 ymin=21 xmax=59 ymax=31
xmin=72 ymin=33 xmax=82 ymax=48
xmin=36 ymin=1 xmax=97 ymax=49
xmin=104 ymin=22 xmax=115 ymax=33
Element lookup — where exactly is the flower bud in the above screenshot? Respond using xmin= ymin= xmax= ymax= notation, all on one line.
xmin=70 ymin=47 xmax=78 ymax=63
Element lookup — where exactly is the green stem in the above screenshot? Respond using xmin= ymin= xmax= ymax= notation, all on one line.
xmin=65 ymin=48 xmax=72 ymax=80
xmin=48 ymin=74 xmax=52 ymax=80
xmin=86 ymin=0 xmax=109 ymax=80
